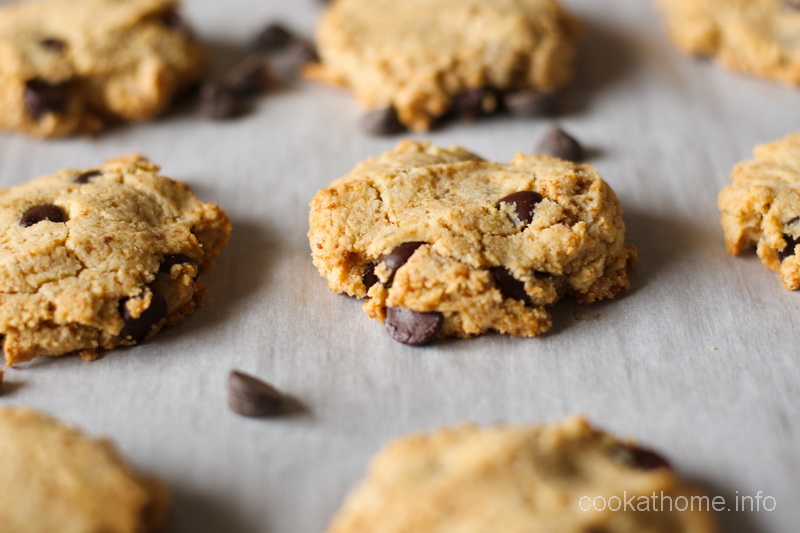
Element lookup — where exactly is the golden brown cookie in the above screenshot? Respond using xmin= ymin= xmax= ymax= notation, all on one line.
xmin=657 ymin=0 xmax=800 ymax=86
xmin=326 ymin=417 xmax=717 ymax=533
xmin=0 ymin=407 xmax=169 ymax=533
xmin=718 ymin=131 xmax=800 ymax=289
xmin=0 ymin=0 xmax=207 ymax=138
xmin=308 ymin=141 xmax=635 ymax=345
xmin=307 ymin=0 xmax=579 ymax=131
xmin=0 ymin=155 xmax=231 ymax=365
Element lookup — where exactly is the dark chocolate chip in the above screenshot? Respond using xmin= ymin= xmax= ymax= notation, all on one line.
xmin=363 ymin=262 xmax=378 ymax=289
xmin=199 ymin=82 xmax=241 ymax=120
xmin=536 ymin=124 xmax=585 ymax=161
xmin=40 ymin=38 xmax=67 ymax=53
xmin=615 ymin=444 xmax=672 ymax=471
xmin=254 ymin=23 xmax=294 ymax=52
xmin=228 ymin=370 xmax=285 ymax=417
xmin=360 ymin=107 xmax=406 ymax=136
xmin=782 ymin=0 xmax=800 ymax=10
xmin=159 ymin=254 xmax=196 ymax=274
xmin=378 ymin=242 xmax=425 ymax=285
xmin=20 ymin=204 xmax=66 ymax=227
xmin=384 ymin=307 xmax=443 ymax=346
xmin=119 ymin=290 xmax=168 ymax=343
xmin=450 ymin=86 xmax=496 ymax=119
xmin=503 ymin=90 xmax=557 ymax=117
xmin=497 ymin=191 xmax=544 ymax=226
xmin=490 ymin=267 xmax=531 ymax=305
xmin=161 ymin=10 xmax=187 ymax=31
xmin=778 ymin=234 xmax=800 ymax=261
xmin=24 ymin=80 xmax=69 ymax=119
xmin=224 ymin=57 xmax=271 ymax=97
xmin=74 ymin=170 xmax=102 ymax=184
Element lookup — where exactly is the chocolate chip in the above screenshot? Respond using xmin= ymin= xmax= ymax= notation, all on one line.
xmin=228 ymin=370 xmax=285 ymax=417
xmin=490 ymin=267 xmax=531 ymax=305
xmin=199 ymin=82 xmax=241 ymax=120
xmin=360 ymin=107 xmax=406 ymax=136
xmin=378 ymin=242 xmax=425 ymax=285
xmin=384 ymin=307 xmax=443 ymax=346
xmin=497 ymin=191 xmax=544 ymax=226
xmin=503 ymin=90 xmax=557 ymax=117
xmin=40 ymin=38 xmax=67 ymax=53
xmin=119 ymin=290 xmax=167 ymax=343
xmin=615 ymin=444 xmax=672 ymax=471
xmin=254 ymin=23 xmax=294 ymax=52
xmin=450 ymin=86 xmax=496 ymax=119
xmin=24 ymin=80 xmax=69 ymax=119
xmin=159 ymin=254 xmax=196 ymax=274
xmin=778 ymin=234 xmax=800 ymax=261
xmin=161 ymin=10 xmax=187 ymax=31
xmin=20 ymin=204 xmax=66 ymax=227
xmin=363 ymin=262 xmax=378 ymax=289
xmin=536 ymin=125 xmax=585 ymax=161
xmin=74 ymin=170 xmax=102 ymax=184
xmin=782 ymin=0 xmax=800 ymax=9
xmin=224 ymin=57 xmax=271 ymax=97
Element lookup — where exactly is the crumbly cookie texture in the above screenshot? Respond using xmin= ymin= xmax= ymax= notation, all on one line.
xmin=0 ymin=0 xmax=207 ymax=138
xmin=308 ymin=141 xmax=635 ymax=344
xmin=0 ymin=155 xmax=231 ymax=366
xmin=0 ymin=407 xmax=169 ymax=533
xmin=307 ymin=0 xmax=579 ymax=131
xmin=326 ymin=416 xmax=717 ymax=533
xmin=718 ymin=132 xmax=800 ymax=289
xmin=657 ymin=0 xmax=800 ymax=86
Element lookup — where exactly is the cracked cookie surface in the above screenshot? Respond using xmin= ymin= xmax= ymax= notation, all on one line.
xmin=718 ymin=131 xmax=800 ymax=289
xmin=0 ymin=155 xmax=231 ymax=365
xmin=326 ymin=416 xmax=717 ymax=533
xmin=308 ymin=141 xmax=635 ymax=345
xmin=0 ymin=407 xmax=169 ymax=533
xmin=306 ymin=0 xmax=579 ymax=131
xmin=657 ymin=0 xmax=800 ymax=86
xmin=0 ymin=0 xmax=207 ymax=138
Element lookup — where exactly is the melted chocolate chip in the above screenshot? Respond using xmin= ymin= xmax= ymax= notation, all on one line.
xmin=450 ymin=87 xmax=496 ymax=119
xmin=199 ymin=83 xmax=241 ymax=119
xmin=228 ymin=370 xmax=285 ymax=417
xmin=536 ymin=125 xmax=585 ymax=161
xmin=254 ymin=23 xmax=294 ymax=52
xmin=363 ymin=262 xmax=378 ymax=289
xmin=782 ymin=0 xmax=800 ymax=10
xmin=503 ymin=90 xmax=557 ymax=117
xmin=384 ymin=307 xmax=443 ymax=346
xmin=360 ymin=107 xmax=406 ymax=136
xmin=74 ymin=170 xmax=102 ymax=184
xmin=40 ymin=38 xmax=67 ymax=53
xmin=20 ymin=204 xmax=66 ymax=227
xmin=778 ymin=234 xmax=800 ymax=261
xmin=161 ymin=10 xmax=187 ymax=31
xmin=497 ymin=191 xmax=544 ymax=226
xmin=224 ymin=57 xmax=271 ymax=97
xmin=159 ymin=254 xmax=196 ymax=274
xmin=615 ymin=444 xmax=672 ymax=471
xmin=119 ymin=290 xmax=168 ymax=343
xmin=378 ymin=242 xmax=425 ymax=285
xmin=24 ymin=80 xmax=69 ymax=119
xmin=490 ymin=267 xmax=531 ymax=305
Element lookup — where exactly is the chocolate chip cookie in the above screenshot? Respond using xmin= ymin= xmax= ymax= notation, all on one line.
xmin=306 ymin=0 xmax=579 ymax=131
xmin=308 ymin=141 xmax=635 ymax=345
xmin=0 ymin=407 xmax=169 ymax=533
xmin=657 ymin=0 xmax=800 ymax=85
xmin=0 ymin=0 xmax=207 ymax=138
xmin=0 ymin=155 xmax=231 ymax=365
xmin=326 ymin=416 xmax=717 ymax=533
xmin=718 ymin=131 xmax=800 ymax=289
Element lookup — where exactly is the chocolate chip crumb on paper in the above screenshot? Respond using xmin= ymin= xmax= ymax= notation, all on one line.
xmin=308 ymin=141 xmax=635 ymax=345
xmin=0 ymin=155 xmax=231 ymax=365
